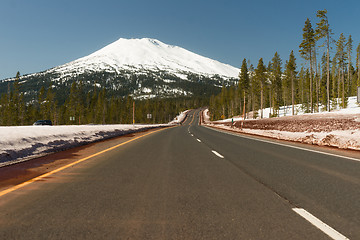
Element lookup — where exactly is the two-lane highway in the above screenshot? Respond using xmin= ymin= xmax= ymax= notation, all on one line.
xmin=0 ymin=109 xmax=358 ymax=239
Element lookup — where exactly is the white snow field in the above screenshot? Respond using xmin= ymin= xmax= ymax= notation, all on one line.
xmin=50 ymin=38 xmax=240 ymax=79
xmin=0 ymin=111 xmax=188 ymax=167
xmin=204 ymin=96 xmax=360 ymax=151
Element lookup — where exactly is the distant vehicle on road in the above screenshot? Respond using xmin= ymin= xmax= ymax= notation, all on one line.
xmin=33 ymin=120 xmax=52 ymax=126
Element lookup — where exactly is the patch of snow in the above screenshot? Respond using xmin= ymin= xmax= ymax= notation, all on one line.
xmin=49 ymin=38 xmax=239 ymax=79
xmin=0 ymin=124 xmax=162 ymax=167
xmin=205 ymin=96 xmax=360 ymax=151
xmin=142 ymin=87 xmax=152 ymax=93
xmin=169 ymin=110 xmax=190 ymax=124
xmin=0 ymin=111 xmax=189 ymax=167
xmin=163 ymin=79 xmax=176 ymax=83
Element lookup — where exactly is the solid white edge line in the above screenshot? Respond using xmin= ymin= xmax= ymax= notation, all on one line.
xmin=292 ymin=208 xmax=349 ymax=240
xmin=212 ymin=150 xmax=224 ymax=158
xmin=197 ymin=138 xmax=201 ymax=142
xmin=205 ymin=126 xmax=360 ymax=163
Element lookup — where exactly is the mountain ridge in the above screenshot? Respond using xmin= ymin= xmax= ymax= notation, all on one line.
xmin=48 ymin=38 xmax=239 ymax=79
xmin=0 ymin=38 xmax=239 ymax=101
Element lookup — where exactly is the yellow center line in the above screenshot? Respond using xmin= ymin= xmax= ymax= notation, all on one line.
xmin=189 ymin=112 xmax=196 ymax=125
xmin=0 ymin=127 xmax=170 ymax=198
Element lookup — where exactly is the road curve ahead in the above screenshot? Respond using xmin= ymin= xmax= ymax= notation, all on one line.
xmin=0 ymin=110 xmax=359 ymax=239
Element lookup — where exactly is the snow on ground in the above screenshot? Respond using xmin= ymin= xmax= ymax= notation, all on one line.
xmin=0 ymin=124 xmax=167 ymax=167
xmin=0 ymin=110 xmax=192 ymax=167
xmin=215 ymin=96 xmax=360 ymax=123
xmin=169 ymin=110 xmax=190 ymax=124
xmin=204 ymin=96 xmax=360 ymax=151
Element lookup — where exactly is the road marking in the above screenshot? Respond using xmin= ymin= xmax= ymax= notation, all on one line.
xmin=191 ymin=134 xmax=194 ymax=137
xmin=292 ymin=208 xmax=349 ymax=240
xmin=206 ymin=126 xmax=360 ymax=163
xmin=196 ymin=138 xmax=201 ymax=142
xmin=211 ymin=150 xmax=224 ymax=158
xmin=189 ymin=112 xmax=196 ymax=125
xmin=0 ymin=127 xmax=169 ymax=198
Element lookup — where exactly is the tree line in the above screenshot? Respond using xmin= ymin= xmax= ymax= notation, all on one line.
xmin=209 ymin=9 xmax=360 ymax=121
xmin=0 ymin=74 xmax=206 ymax=126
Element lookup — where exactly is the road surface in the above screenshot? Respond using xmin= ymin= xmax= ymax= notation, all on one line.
xmin=0 ymin=110 xmax=359 ymax=239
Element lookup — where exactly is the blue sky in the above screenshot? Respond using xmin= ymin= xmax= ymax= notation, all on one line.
xmin=0 ymin=0 xmax=359 ymax=79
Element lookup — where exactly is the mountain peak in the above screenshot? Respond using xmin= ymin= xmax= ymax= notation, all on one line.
xmin=53 ymin=37 xmax=239 ymax=79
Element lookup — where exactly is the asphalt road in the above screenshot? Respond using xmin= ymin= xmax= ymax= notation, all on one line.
xmin=0 ymin=110 xmax=359 ymax=239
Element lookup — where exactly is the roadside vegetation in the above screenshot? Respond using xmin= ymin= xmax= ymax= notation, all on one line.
xmin=209 ymin=9 xmax=360 ymax=121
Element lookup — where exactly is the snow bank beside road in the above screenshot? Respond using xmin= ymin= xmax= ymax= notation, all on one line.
xmin=207 ymin=124 xmax=360 ymax=151
xmin=204 ymin=97 xmax=360 ymax=151
xmin=169 ymin=110 xmax=190 ymax=124
xmin=0 ymin=124 xmax=167 ymax=167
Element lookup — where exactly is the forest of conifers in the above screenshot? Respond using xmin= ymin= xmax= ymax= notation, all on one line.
xmin=0 ymin=77 xmax=207 ymax=126
xmin=209 ymin=10 xmax=360 ymax=121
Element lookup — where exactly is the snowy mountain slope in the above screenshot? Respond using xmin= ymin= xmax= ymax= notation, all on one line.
xmin=0 ymin=38 xmax=240 ymax=101
xmin=50 ymin=38 xmax=239 ymax=79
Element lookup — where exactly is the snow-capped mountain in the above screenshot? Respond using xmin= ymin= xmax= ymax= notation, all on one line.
xmin=0 ymin=38 xmax=240 ymax=101
xmin=50 ymin=38 xmax=239 ymax=79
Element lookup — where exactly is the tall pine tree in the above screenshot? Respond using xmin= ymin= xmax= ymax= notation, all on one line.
xmin=284 ymin=51 xmax=297 ymax=115
xmin=316 ymin=9 xmax=332 ymax=111
xmin=269 ymin=52 xmax=282 ymax=116
xmin=300 ymin=18 xmax=315 ymax=113
xmin=255 ymin=58 xmax=267 ymax=118
xmin=238 ymin=58 xmax=250 ymax=118
xmin=346 ymin=35 xmax=353 ymax=95
xmin=336 ymin=33 xmax=347 ymax=108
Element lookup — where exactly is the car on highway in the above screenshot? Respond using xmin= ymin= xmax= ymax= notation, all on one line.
xmin=33 ymin=120 xmax=52 ymax=126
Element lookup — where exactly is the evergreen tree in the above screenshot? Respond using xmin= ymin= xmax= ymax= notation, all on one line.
xmin=269 ymin=52 xmax=282 ymax=116
xmin=255 ymin=58 xmax=267 ymax=118
xmin=335 ymin=33 xmax=347 ymax=108
xmin=0 ymin=93 xmax=8 ymax=125
xmin=320 ymin=52 xmax=328 ymax=108
xmin=18 ymin=92 xmax=26 ymax=125
xmin=299 ymin=67 xmax=306 ymax=104
xmin=38 ymin=86 xmax=46 ymax=120
xmin=300 ymin=18 xmax=315 ymax=112
xmin=316 ymin=9 xmax=333 ymax=111
xmin=238 ymin=58 xmax=250 ymax=118
xmin=284 ymin=51 xmax=297 ymax=115
xmin=346 ymin=35 xmax=353 ymax=95
xmin=11 ymin=72 xmax=21 ymax=125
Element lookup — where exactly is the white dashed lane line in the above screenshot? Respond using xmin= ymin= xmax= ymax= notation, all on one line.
xmin=196 ymin=139 xmax=201 ymax=142
xmin=211 ymin=150 xmax=224 ymax=159
xmin=292 ymin=208 xmax=349 ymax=240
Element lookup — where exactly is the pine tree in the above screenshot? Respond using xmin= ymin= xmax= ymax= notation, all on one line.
xmin=11 ymin=72 xmax=21 ymax=125
xmin=284 ymin=51 xmax=297 ymax=115
xmin=45 ymin=88 xmax=56 ymax=123
xmin=320 ymin=52 xmax=328 ymax=108
xmin=38 ymin=86 xmax=46 ymax=120
xmin=346 ymin=35 xmax=353 ymax=95
xmin=269 ymin=52 xmax=282 ymax=116
xmin=336 ymin=33 xmax=347 ymax=108
xmin=0 ymin=93 xmax=8 ymax=125
xmin=248 ymin=63 xmax=258 ymax=118
xmin=238 ymin=58 xmax=250 ymax=118
xmin=299 ymin=67 xmax=306 ymax=105
xmin=255 ymin=58 xmax=267 ymax=118
xmin=300 ymin=18 xmax=316 ymax=113
xmin=316 ymin=9 xmax=333 ymax=111
xmin=18 ymin=92 xmax=26 ymax=125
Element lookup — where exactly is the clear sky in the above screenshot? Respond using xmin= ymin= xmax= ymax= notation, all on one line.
xmin=0 ymin=0 xmax=359 ymax=79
